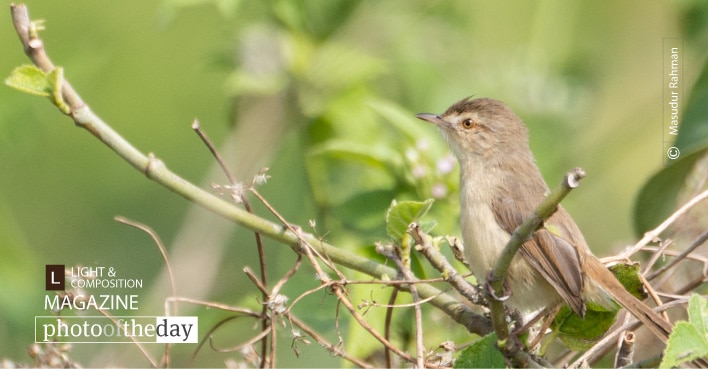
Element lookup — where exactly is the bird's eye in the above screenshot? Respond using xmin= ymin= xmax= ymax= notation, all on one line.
xmin=462 ymin=119 xmax=475 ymax=129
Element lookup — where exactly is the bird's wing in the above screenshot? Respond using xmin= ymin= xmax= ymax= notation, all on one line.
xmin=492 ymin=190 xmax=586 ymax=316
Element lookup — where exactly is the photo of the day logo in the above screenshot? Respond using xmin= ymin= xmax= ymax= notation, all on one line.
xmin=45 ymin=265 xmax=65 ymax=291
xmin=36 ymin=316 xmax=198 ymax=344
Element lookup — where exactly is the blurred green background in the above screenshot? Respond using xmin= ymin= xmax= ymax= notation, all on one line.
xmin=1 ymin=0 xmax=706 ymax=367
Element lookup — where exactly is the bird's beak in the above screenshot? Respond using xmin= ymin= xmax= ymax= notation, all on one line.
xmin=415 ymin=113 xmax=449 ymax=128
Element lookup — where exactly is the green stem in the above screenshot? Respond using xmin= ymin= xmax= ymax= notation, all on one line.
xmin=9 ymin=2 xmax=491 ymax=337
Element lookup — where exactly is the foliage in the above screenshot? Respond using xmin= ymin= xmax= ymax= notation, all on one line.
xmin=454 ymin=333 xmax=506 ymax=369
xmin=549 ymin=263 xmax=646 ymax=351
xmin=633 ymin=60 xmax=708 ymax=235
xmin=661 ymin=295 xmax=708 ymax=368
xmin=3 ymin=1 xmax=708 ymax=368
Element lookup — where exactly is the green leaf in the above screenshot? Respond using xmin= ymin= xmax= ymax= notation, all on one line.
xmin=385 ymin=199 xmax=434 ymax=243
xmin=336 ymin=190 xmax=396 ymax=231
xmin=553 ymin=305 xmax=618 ymax=351
xmin=688 ymin=294 xmax=708 ymax=336
xmin=4 ymin=65 xmax=51 ymax=97
xmin=673 ymin=61 xmax=708 ymax=155
xmin=632 ymin=150 xmax=705 ymax=235
xmin=660 ymin=294 xmax=708 ymax=368
xmin=272 ymin=0 xmax=359 ymax=40
xmin=368 ymin=98 xmax=428 ymax=143
xmin=454 ymin=333 xmax=506 ymax=369
xmin=309 ymin=139 xmax=403 ymax=171
xmin=224 ymin=69 xmax=286 ymax=96
xmin=633 ymin=59 xmax=708 ymax=235
xmin=5 ymin=65 xmax=69 ymax=113
xmin=552 ymin=262 xmax=649 ymax=350
xmin=608 ymin=262 xmax=648 ymax=300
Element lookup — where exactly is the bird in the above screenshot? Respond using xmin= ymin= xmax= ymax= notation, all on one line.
xmin=416 ymin=97 xmax=673 ymax=342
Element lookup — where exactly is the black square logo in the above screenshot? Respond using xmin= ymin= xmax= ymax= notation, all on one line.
xmin=45 ymin=265 xmax=65 ymax=291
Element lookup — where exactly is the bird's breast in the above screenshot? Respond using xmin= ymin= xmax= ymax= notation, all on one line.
xmin=459 ymin=182 xmax=511 ymax=278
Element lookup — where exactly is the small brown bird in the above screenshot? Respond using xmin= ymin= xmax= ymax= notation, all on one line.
xmin=416 ymin=97 xmax=672 ymax=342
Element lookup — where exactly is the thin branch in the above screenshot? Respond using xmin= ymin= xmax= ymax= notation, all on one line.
xmin=641 ymin=238 xmax=673 ymax=275
xmin=301 ymin=239 xmax=419 ymax=365
xmin=487 ymin=167 xmax=585 ymax=367
xmin=646 ymin=231 xmax=708 ymax=281
xmin=245 ymin=184 xmax=422 ymax=366
xmin=271 ymin=253 xmax=302 ymax=297
xmin=408 ymin=223 xmax=484 ymax=306
xmin=192 ymin=119 xmax=237 ymax=185
xmin=387 ymin=243 xmax=425 ymax=369
xmin=208 ymin=322 xmax=270 ymax=354
xmin=10 ymin=4 xmax=84 ymax=110
xmin=192 ymin=120 xmax=271 ymax=367
xmin=569 ymin=299 xmax=688 ymax=368
xmin=112 ymin=216 xmax=176 ymax=368
xmin=614 ymin=331 xmax=635 ymax=368
xmin=114 ymin=216 xmax=177 ymax=309
xmin=617 ymin=188 xmax=708 ymax=260
xmin=7 ymin=3 xmax=490 ymax=338
xmin=287 ymin=314 xmax=373 ymax=368
xmin=243 ymin=266 xmax=269 ymax=295
xmin=361 ymin=293 xmax=442 ymax=309
xmin=347 ymin=274 xmax=473 ymax=286
xmin=165 ymin=296 xmax=262 ymax=317
xmin=285 ymin=282 xmax=335 ymax=313
xmin=93 ymin=305 xmax=158 ymax=367
xmin=384 ymin=289 xmax=398 ymax=369
xmin=489 ymin=167 xmax=586 ymax=295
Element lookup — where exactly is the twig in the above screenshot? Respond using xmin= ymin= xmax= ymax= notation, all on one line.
xmin=243 ymin=267 xmax=269 ymax=295
xmin=9 ymin=2 xmax=491 ymax=346
xmin=192 ymin=120 xmax=272 ymax=367
xmin=384 ymin=289 xmax=398 ymax=369
xmin=285 ymin=282 xmax=336 ymax=314
xmin=617 ymin=188 xmax=708 ymax=260
xmin=569 ymin=299 xmax=688 ymax=368
xmin=92 ymin=306 xmax=158 ymax=367
xmin=208 ymin=322 xmax=270 ymax=353
xmin=287 ymin=314 xmax=373 ymax=368
xmin=676 ymin=275 xmax=708 ymax=296
xmin=387 ymin=243 xmax=425 ymax=368
xmin=489 ymin=167 xmax=586 ymax=295
xmin=112 ymin=216 xmax=176 ymax=368
xmin=408 ymin=223 xmax=484 ymax=306
xmin=641 ymin=239 xmax=673 ymax=275
xmin=248 ymin=187 xmax=342 ymax=277
xmin=246 ymin=182 xmax=420 ymax=366
xmin=487 ymin=168 xmax=585 ymax=367
xmin=302 ymin=238 xmax=419 ymax=365
xmin=614 ymin=331 xmax=635 ymax=368
xmin=168 ymin=301 xmax=261 ymax=365
xmin=646 ymin=231 xmax=708 ymax=281
xmin=348 ymin=274 xmax=473 ymax=286
xmin=192 ymin=119 xmax=237 ymax=185
xmin=114 ymin=217 xmax=177 ymax=309
xmin=165 ymin=296 xmax=259 ymax=314
xmin=361 ymin=293 xmax=442 ymax=309
xmin=165 ymin=295 xmax=268 ymax=364
xmin=639 ymin=247 xmax=708 ymax=275
xmin=10 ymin=4 xmax=84 ymax=110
